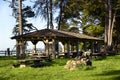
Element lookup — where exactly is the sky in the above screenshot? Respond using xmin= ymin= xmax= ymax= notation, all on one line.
xmin=0 ymin=0 xmax=46 ymax=50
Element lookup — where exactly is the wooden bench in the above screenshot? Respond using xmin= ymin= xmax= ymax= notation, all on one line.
xmin=33 ymin=55 xmax=48 ymax=60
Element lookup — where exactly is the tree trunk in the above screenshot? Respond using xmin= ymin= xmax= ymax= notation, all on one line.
xmin=49 ymin=0 xmax=54 ymax=29
xmin=18 ymin=0 xmax=23 ymax=35
xmin=17 ymin=0 xmax=26 ymax=59
xmin=105 ymin=0 xmax=116 ymax=54
xmin=58 ymin=0 xmax=64 ymax=30
xmin=46 ymin=0 xmax=49 ymax=29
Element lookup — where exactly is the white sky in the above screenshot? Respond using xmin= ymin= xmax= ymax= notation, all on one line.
xmin=0 ymin=0 xmax=47 ymax=50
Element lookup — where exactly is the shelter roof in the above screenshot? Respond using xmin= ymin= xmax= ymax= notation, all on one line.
xmin=11 ymin=29 xmax=103 ymax=41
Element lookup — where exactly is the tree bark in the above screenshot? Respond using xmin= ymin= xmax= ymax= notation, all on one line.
xmin=58 ymin=0 xmax=64 ymax=30
xmin=49 ymin=0 xmax=54 ymax=29
xmin=46 ymin=0 xmax=49 ymax=29
xmin=105 ymin=0 xmax=116 ymax=53
xmin=18 ymin=0 xmax=26 ymax=59
xmin=18 ymin=0 xmax=23 ymax=35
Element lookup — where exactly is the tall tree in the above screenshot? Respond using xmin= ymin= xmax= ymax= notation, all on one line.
xmin=49 ymin=0 xmax=53 ymax=29
xmin=12 ymin=6 xmax=37 ymax=35
xmin=6 ymin=0 xmax=37 ymax=58
xmin=33 ymin=0 xmax=54 ymax=29
xmin=104 ymin=0 xmax=118 ymax=52
xmin=54 ymin=0 xmax=67 ymax=30
xmin=8 ymin=0 xmax=36 ymax=35
xmin=80 ymin=0 xmax=120 ymax=53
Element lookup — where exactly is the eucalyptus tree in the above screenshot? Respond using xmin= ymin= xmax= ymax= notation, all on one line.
xmin=13 ymin=7 xmax=37 ymax=35
xmin=54 ymin=0 xmax=67 ymax=30
xmin=4 ymin=0 xmax=37 ymax=36
xmin=112 ymin=1 xmax=120 ymax=52
xmin=9 ymin=0 xmax=36 ymax=35
xmin=33 ymin=0 xmax=82 ymax=31
xmin=5 ymin=0 xmax=37 ymax=58
xmin=55 ymin=0 xmax=101 ymax=32
xmin=33 ymin=0 xmax=54 ymax=29
xmin=79 ymin=0 xmax=120 ymax=53
xmin=55 ymin=0 xmax=83 ymax=31
xmin=104 ymin=0 xmax=120 ymax=52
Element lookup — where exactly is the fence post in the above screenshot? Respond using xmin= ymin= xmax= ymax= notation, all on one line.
xmin=7 ymin=48 xmax=10 ymax=56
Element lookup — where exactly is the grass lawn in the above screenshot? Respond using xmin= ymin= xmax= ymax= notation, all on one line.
xmin=0 ymin=55 xmax=120 ymax=80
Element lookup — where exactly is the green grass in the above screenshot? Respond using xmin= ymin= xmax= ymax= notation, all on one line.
xmin=0 ymin=55 xmax=120 ymax=80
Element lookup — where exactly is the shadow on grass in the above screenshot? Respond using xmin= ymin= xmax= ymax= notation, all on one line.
xmin=96 ymin=70 xmax=120 ymax=80
xmin=31 ymin=58 xmax=69 ymax=68
xmin=77 ymin=65 xmax=96 ymax=71
xmin=112 ymin=76 xmax=120 ymax=80
xmin=92 ymin=55 xmax=107 ymax=61
xmin=30 ymin=60 xmax=52 ymax=68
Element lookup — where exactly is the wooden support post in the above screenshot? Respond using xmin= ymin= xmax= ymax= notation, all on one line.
xmin=62 ymin=42 xmax=66 ymax=53
xmin=67 ymin=40 xmax=70 ymax=57
xmin=91 ymin=41 xmax=94 ymax=53
xmin=16 ymin=40 xmax=20 ymax=59
xmin=97 ymin=42 xmax=101 ymax=53
xmin=71 ymin=43 xmax=74 ymax=52
xmin=33 ymin=44 xmax=37 ymax=54
xmin=55 ymin=41 xmax=59 ymax=58
xmin=44 ymin=40 xmax=49 ymax=57
xmin=83 ymin=41 xmax=87 ymax=51
xmin=20 ymin=40 xmax=26 ymax=58
xmin=76 ymin=40 xmax=79 ymax=55
xmin=51 ymin=39 xmax=56 ymax=59
xmin=7 ymin=48 xmax=10 ymax=56
xmin=31 ymin=40 xmax=38 ymax=54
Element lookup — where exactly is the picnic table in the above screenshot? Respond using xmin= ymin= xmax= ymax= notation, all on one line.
xmin=17 ymin=55 xmax=48 ymax=66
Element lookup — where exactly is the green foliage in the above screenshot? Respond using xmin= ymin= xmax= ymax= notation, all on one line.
xmin=83 ymin=24 xmax=104 ymax=37
xmin=69 ymin=27 xmax=79 ymax=33
xmin=1 ymin=56 xmax=120 ymax=80
xmin=8 ymin=0 xmax=36 ymax=36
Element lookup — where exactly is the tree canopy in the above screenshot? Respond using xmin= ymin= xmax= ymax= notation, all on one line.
xmin=33 ymin=0 xmax=120 ymax=52
xmin=6 ymin=0 xmax=120 ymax=53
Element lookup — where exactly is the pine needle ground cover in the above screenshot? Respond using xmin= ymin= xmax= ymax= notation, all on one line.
xmin=0 ymin=55 xmax=120 ymax=80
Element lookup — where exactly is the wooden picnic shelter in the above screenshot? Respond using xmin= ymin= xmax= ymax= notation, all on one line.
xmin=11 ymin=29 xmax=103 ymax=59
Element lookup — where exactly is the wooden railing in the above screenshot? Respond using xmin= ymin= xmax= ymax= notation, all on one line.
xmin=0 ymin=50 xmax=32 ymax=56
xmin=0 ymin=50 xmax=16 ymax=56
